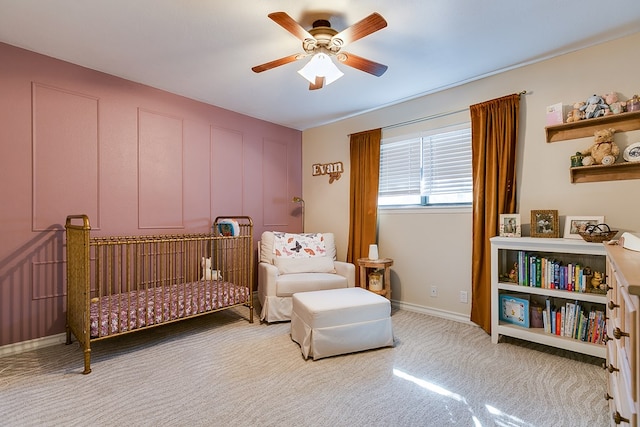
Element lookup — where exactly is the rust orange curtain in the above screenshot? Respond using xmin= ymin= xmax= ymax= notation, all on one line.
xmin=347 ymin=128 xmax=381 ymax=286
xmin=470 ymin=94 xmax=520 ymax=333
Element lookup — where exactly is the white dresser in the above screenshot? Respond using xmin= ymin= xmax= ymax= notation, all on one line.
xmin=605 ymin=243 xmax=640 ymax=426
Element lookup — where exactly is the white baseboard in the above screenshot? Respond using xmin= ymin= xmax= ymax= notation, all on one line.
xmin=0 ymin=333 xmax=67 ymax=358
xmin=392 ymin=299 xmax=476 ymax=326
xmin=1 ymin=298 xmax=474 ymax=358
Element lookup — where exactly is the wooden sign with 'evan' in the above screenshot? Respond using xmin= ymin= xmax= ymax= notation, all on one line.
xmin=312 ymin=161 xmax=343 ymax=183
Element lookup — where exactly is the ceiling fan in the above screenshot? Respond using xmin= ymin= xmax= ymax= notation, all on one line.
xmin=252 ymin=11 xmax=388 ymax=90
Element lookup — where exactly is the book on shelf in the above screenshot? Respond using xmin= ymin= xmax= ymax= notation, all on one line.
xmin=564 ymin=302 xmax=574 ymax=337
xmin=578 ymin=311 xmax=589 ymax=341
xmin=544 ymin=298 xmax=551 ymax=334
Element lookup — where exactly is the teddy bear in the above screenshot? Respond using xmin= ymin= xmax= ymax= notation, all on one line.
xmin=566 ymin=101 xmax=585 ymax=122
xmin=590 ymin=271 xmax=604 ymax=292
xmin=201 ymin=257 xmax=223 ymax=280
xmin=602 ymin=92 xmax=626 ymax=115
xmin=581 ymin=127 xmax=620 ymax=166
xmin=580 ymin=94 xmax=609 ymax=119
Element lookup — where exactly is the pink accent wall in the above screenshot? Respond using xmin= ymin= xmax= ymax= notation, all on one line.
xmin=0 ymin=42 xmax=302 ymax=346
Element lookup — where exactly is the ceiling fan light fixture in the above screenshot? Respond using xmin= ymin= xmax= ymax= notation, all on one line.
xmin=297 ymin=53 xmax=344 ymax=86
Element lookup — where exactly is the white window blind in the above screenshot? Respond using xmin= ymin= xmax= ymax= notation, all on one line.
xmin=379 ymin=125 xmax=472 ymax=206
xmin=379 ymin=137 xmax=421 ymax=196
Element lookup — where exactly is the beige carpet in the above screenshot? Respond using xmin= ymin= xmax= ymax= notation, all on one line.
xmin=0 ymin=307 xmax=608 ymax=426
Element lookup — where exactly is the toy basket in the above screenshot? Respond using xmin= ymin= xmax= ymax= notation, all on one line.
xmin=578 ymin=223 xmax=618 ymax=243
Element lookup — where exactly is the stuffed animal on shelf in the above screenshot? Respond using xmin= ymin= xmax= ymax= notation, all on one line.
xmin=628 ymin=95 xmax=640 ymax=112
xmin=590 ymin=271 xmax=604 ymax=291
xmin=602 ymin=91 xmax=626 ymax=115
xmin=580 ymin=94 xmax=609 ymax=119
xmin=566 ymin=101 xmax=585 ymax=123
xmin=508 ymin=263 xmax=518 ymax=282
xmin=581 ymin=127 xmax=620 ymax=166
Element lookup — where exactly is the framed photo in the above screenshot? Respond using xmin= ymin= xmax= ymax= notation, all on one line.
xmin=499 ymin=213 xmax=521 ymax=237
xmin=563 ymin=216 xmax=605 ymax=239
xmin=530 ymin=210 xmax=559 ymax=238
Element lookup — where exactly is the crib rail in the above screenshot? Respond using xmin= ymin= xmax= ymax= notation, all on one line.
xmin=65 ymin=215 xmax=253 ymax=374
xmin=65 ymin=214 xmax=92 ymax=370
xmin=213 ymin=216 xmax=254 ymax=303
xmin=90 ymin=233 xmax=214 ymax=298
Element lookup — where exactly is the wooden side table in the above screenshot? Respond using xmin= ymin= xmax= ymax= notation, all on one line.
xmin=357 ymin=258 xmax=393 ymax=300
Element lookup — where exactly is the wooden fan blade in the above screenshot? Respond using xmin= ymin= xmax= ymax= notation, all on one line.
xmin=309 ymin=76 xmax=325 ymax=91
xmin=338 ymin=52 xmax=388 ymax=77
xmin=332 ymin=12 xmax=387 ymax=45
xmin=252 ymin=54 xmax=304 ymax=73
xmin=268 ymin=12 xmax=314 ymax=41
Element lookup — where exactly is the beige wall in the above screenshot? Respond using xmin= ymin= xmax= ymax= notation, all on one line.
xmin=302 ymin=32 xmax=640 ymax=322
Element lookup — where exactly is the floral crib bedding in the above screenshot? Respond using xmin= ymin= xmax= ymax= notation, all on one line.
xmin=90 ymin=281 xmax=250 ymax=338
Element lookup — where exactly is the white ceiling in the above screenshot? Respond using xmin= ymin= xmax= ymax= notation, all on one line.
xmin=2 ymin=1 xmax=640 ymax=131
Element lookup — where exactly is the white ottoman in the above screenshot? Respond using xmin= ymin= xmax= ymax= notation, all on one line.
xmin=291 ymin=287 xmax=394 ymax=360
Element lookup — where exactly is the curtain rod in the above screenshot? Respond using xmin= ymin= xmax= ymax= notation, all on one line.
xmin=381 ymin=90 xmax=527 ymax=131
xmin=382 ymin=108 xmax=468 ymax=131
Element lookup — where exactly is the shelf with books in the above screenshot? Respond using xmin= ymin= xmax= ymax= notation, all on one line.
xmin=491 ymin=236 xmax=608 ymax=358
xmin=497 ymin=282 xmax=606 ymax=304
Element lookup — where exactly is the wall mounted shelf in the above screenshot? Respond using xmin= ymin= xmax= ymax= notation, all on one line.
xmin=570 ymin=161 xmax=640 ymax=183
xmin=546 ymin=110 xmax=640 ymax=143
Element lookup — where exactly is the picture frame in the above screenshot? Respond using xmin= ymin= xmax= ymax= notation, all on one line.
xmin=563 ymin=215 xmax=605 ymax=239
xmin=530 ymin=210 xmax=559 ymax=238
xmin=499 ymin=294 xmax=530 ymax=328
xmin=499 ymin=213 xmax=521 ymax=237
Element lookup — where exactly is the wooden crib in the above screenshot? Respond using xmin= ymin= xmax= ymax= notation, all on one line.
xmin=65 ymin=215 xmax=253 ymax=374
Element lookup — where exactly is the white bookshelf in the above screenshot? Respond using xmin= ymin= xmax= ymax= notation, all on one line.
xmin=490 ymin=236 xmax=607 ymax=358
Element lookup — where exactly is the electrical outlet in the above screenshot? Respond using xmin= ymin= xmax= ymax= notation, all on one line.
xmin=430 ymin=286 xmax=437 ymax=297
xmin=459 ymin=291 xmax=468 ymax=303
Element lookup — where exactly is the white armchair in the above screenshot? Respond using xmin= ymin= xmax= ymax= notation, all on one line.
xmin=258 ymin=231 xmax=355 ymax=322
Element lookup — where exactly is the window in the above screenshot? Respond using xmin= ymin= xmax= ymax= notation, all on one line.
xmin=378 ymin=125 xmax=472 ymax=206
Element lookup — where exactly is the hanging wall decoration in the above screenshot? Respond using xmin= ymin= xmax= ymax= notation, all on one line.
xmin=312 ymin=161 xmax=343 ymax=183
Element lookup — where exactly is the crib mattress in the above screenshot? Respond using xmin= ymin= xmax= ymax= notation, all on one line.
xmin=90 ymin=281 xmax=249 ymax=338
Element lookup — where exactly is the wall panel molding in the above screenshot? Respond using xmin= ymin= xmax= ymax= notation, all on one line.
xmin=31 ymin=82 xmax=99 ymax=231
xmin=211 ymin=126 xmax=243 ymax=217
xmin=31 ymin=259 xmax=65 ymax=300
xmin=137 ymin=108 xmax=184 ymax=229
xmin=262 ymin=138 xmax=289 ymax=227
